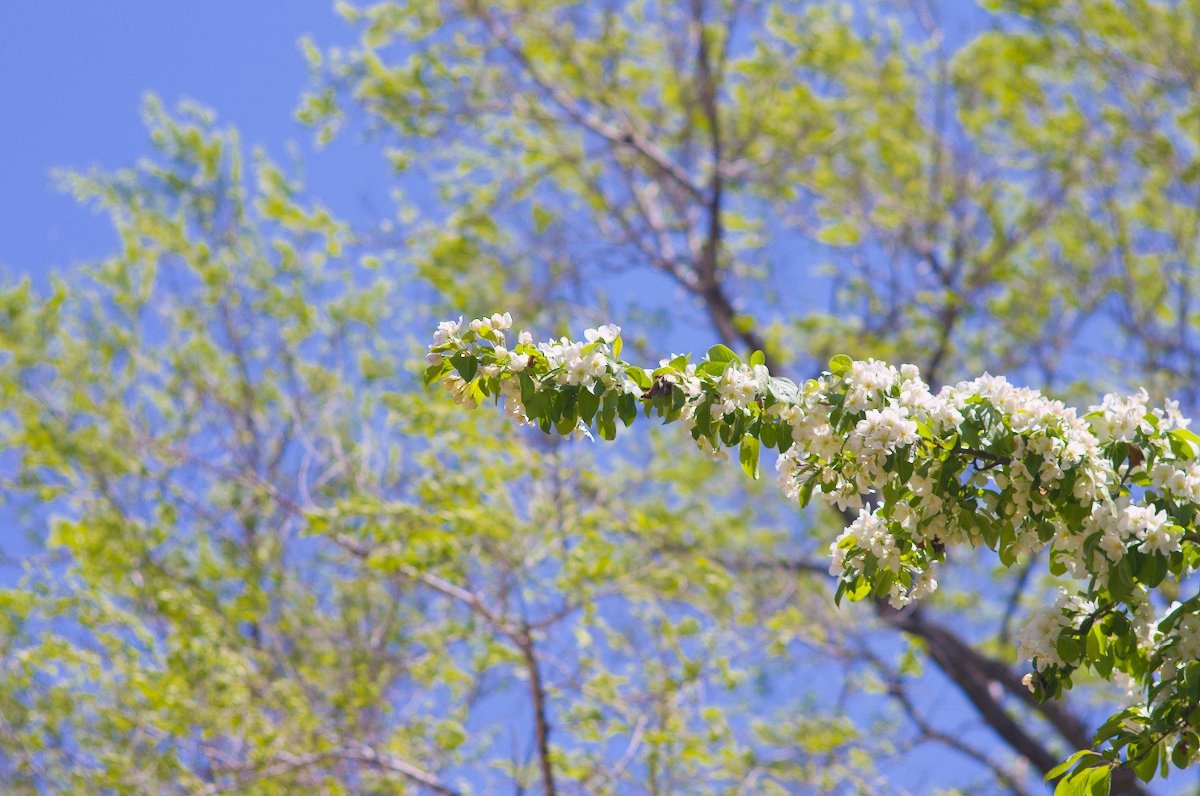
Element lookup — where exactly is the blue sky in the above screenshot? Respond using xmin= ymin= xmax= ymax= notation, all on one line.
xmin=0 ymin=2 xmax=386 ymax=284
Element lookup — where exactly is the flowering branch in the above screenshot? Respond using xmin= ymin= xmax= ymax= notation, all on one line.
xmin=427 ymin=313 xmax=1200 ymax=788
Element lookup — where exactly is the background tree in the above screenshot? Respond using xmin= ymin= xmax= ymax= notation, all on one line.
xmin=2 ymin=0 xmax=1199 ymax=793
xmin=302 ymin=0 xmax=1200 ymax=791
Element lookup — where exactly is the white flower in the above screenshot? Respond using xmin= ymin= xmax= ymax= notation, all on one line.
xmin=910 ymin=570 xmax=938 ymax=600
xmin=538 ymin=336 xmax=611 ymax=388
xmin=433 ymin=317 xmax=463 ymax=346
xmin=1089 ymin=388 xmax=1151 ymax=443
xmin=499 ymin=380 xmax=532 ymax=426
xmin=568 ymin=352 xmax=608 ymax=385
xmin=1163 ymin=614 xmax=1200 ymax=674
xmin=490 ymin=345 xmax=531 ymax=373
xmin=1098 ymin=527 xmax=1126 ymax=561
xmin=828 ymin=541 xmax=848 ymax=576
xmin=844 ymin=359 xmax=898 ymax=412
xmin=1151 ymin=461 xmax=1200 ymax=503
xmin=442 ymin=375 xmax=475 ymax=408
xmin=1154 ymin=398 xmax=1190 ymax=431
xmin=850 ymin=406 xmax=918 ymax=456
xmin=1112 ymin=671 xmax=1139 ymax=700
xmin=1130 ymin=592 xmax=1159 ymax=651
xmin=1138 ymin=523 xmax=1180 ymax=556
xmin=843 ymin=509 xmax=901 ymax=572
xmin=716 ymin=364 xmax=761 ymax=415
xmin=584 ymin=324 xmax=620 ymax=344
xmin=656 ymin=362 xmax=702 ymax=398
xmin=1017 ymin=596 xmax=1070 ymax=670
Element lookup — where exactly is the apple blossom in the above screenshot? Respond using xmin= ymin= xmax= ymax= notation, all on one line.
xmin=428 ymin=314 xmax=1200 ymax=784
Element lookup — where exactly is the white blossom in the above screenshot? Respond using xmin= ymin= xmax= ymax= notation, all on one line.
xmin=844 ymin=359 xmax=897 ymax=412
xmin=1017 ymin=590 xmax=1093 ymax=671
xmin=1089 ymin=388 xmax=1152 ymax=443
xmin=432 ymin=317 xmax=463 ymax=346
xmin=849 ymin=406 xmax=918 ymax=457
xmin=584 ymin=324 xmax=620 ymax=344
xmin=716 ymin=363 xmax=762 ymax=415
xmin=539 ymin=338 xmax=610 ymax=388
xmin=1155 ymin=398 xmax=1190 ymax=431
xmin=442 ymin=375 xmax=475 ymax=408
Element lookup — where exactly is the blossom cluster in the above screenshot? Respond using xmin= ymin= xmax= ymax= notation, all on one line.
xmin=1017 ymin=589 xmax=1098 ymax=671
xmin=428 ymin=315 xmax=1200 ymax=778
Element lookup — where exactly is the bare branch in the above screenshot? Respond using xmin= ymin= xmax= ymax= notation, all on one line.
xmin=515 ymin=624 xmax=559 ymax=796
xmin=468 ymin=2 xmax=704 ymax=201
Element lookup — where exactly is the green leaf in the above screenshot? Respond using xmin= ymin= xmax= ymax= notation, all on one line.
xmin=1054 ymin=765 xmax=1110 ymax=796
xmin=829 ymin=354 xmax=852 ymax=376
xmin=1172 ymin=733 xmax=1196 ymax=769
xmin=624 ymin=366 xmax=651 ymax=390
xmin=1131 ymin=743 xmax=1159 ymax=783
xmin=797 ymin=477 xmax=816 ymax=508
xmin=1172 ymin=742 xmax=1190 ymax=770
xmin=1135 ymin=552 xmax=1166 ymax=588
xmin=598 ymin=398 xmax=617 ymax=440
xmin=1171 ymin=427 xmax=1200 ymax=456
xmin=450 ymin=353 xmax=478 ymax=382
xmin=739 ymin=435 xmax=760 ymax=479
xmin=706 ymin=344 xmax=737 ymax=364
xmin=423 ymin=361 xmax=448 ymax=386
xmin=618 ymin=393 xmax=637 ymax=427
xmin=577 ymin=386 xmax=600 ymax=424
xmin=760 ymin=421 xmax=778 ymax=449
xmin=1046 ymin=750 xmax=1104 ymax=783
xmin=1110 ymin=556 xmax=1136 ymax=601
xmin=749 ymin=349 xmax=765 ymax=367
xmin=1085 ymin=623 xmax=1104 ymax=662
xmin=1056 ymin=632 xmax=1082 ymax=664
xmin=846 ymin=578 xmax=871 ymax=602
xmin=693 ymin=400 xmax=713 ymax=436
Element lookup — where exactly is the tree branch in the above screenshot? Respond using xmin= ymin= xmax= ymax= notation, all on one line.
xmin=862 ymin=646 xmax=1032 ymax=796
xmin=468 ymin=2 xmax=704 ymax=202
xmin=881 ymin=605 xmax=1147 ymax=796
xmin=515 ymin=623 xmax=558 ymax=796
xmin=340 ymin=742 xmax=462 ymax=796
